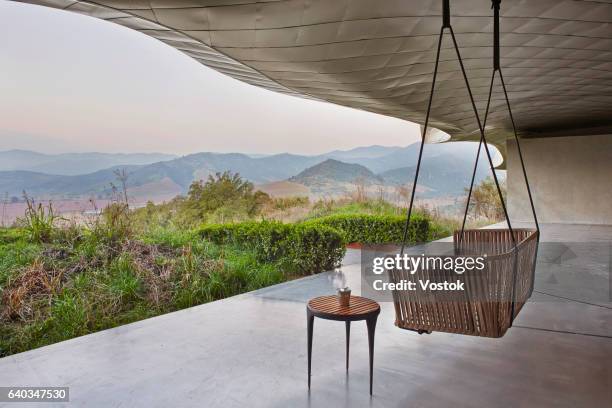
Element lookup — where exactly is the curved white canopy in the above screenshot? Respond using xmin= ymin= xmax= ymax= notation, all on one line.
xmin=15 ymin=0 xmax=612 ymax=148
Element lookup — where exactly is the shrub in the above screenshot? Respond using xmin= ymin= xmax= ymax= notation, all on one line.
xmin=287 ymin=224 xmax=346 ymax=274
xmin=181 ymin=171 xmax=270 ymax=224
xmin=199 ymin=221 xmax=345 ymax=274
xmin=199 ymin=221 xmax=260 ymax=246
xmin=197 ymin=223 xmax=232 ymax=245
xmin=200 ymin=220 xmax=291 ymax=262
xmin=251 ymin=221 xmax=292 ymax=262
xmin=306 ymin=213 xmax=429 ymax=244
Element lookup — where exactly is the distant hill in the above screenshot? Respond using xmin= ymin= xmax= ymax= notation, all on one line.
xmin=291 ymin=159 xmax=383 ymax=184
xmin=340 ymin=142 xmax=501 ymax=173
xmin=289 ymin=159 xmax=383 ymax=194
xmin=0 ymin=150 xmax=177 ymax=175
xmin=380 ymin=154 xmax=494 ymax=197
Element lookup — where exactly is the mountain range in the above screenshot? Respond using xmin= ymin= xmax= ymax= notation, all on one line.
xmin=0 ymin=150 xmax=176 ymax=176
xmin=0 ymin=143 xmax=500 ymax=200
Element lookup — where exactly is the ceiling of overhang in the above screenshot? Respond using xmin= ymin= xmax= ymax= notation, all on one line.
xmin=15 ymin=0 xmax=612 ymax=148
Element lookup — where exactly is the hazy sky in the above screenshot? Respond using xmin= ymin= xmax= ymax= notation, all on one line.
xmin=0 ymin=1 xmax=421 ymax=156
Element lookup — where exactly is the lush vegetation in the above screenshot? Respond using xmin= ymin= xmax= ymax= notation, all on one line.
xmin=0 ymin=207 xmax=291 ymax=356
xmin=305 ymin=214 xmax=429 ymax=244
xmin=0 ymin=172 xmax=459 ymax=356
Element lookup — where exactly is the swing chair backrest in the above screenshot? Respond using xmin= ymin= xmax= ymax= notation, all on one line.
xmin=390 ymin=228 xmax=538 ymax=338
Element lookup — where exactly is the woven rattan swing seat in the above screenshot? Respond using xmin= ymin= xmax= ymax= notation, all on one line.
xmin=392 ymin=0 xmax=540 ymax=339
xmin=391 ymin=229 xmax=538 ymax=338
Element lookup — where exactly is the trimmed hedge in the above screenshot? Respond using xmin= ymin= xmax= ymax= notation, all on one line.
xmin=305 ymin=214 xmax=429 ymax=244
xmin=286 ymin=223 xmax=346 ymax=275
xmin=199 ymin=221 xmax=345 ymax=274
xmin=198 ymin=213 xmax=431 ymax=274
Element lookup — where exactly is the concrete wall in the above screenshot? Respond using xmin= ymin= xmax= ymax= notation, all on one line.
xmin=507 ymin=134 xmax=612 ymax=225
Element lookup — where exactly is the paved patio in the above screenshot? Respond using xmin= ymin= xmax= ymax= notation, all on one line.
xmin=1 ymin=224 xmax=610 ymax=407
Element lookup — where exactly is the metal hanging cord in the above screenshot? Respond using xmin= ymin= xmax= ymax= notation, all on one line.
xmin=400 ymin=0 xmax=515 ymax=254
xmin=459 ymin=0 xmax=540 ymax=243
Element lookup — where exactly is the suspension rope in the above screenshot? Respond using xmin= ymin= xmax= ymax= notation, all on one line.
xmin=401 ymin=0 xmax=515 ymax=253
xmin=493 ymin=0 xmax=501 ymax=71
xmin=459 ymin=70 xmax=495 ymax=243
xmin=399 ymin=26 xmax=444 ymax=255
xmin=499 ymin=68 xmax=540 ymax=234
xmin=450 ymin=25 xmax=516 ymax=245
xmin=461 ymin=0 xmax=540 ymax=241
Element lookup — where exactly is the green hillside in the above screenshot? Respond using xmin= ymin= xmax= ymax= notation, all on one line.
xmin=289 ymin=159 xmax=383 ymax=194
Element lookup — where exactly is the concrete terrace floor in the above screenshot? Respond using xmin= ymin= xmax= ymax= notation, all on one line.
xmin=1 ymin=224 xmax=611 ymax=408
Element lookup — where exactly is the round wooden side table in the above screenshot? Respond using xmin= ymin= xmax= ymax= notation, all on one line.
xmin=306 ymin=295 xmax=381 ymax=395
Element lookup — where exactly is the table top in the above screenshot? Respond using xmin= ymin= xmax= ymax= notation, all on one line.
xmin=307 ymin=295 xmax=380 ymax=320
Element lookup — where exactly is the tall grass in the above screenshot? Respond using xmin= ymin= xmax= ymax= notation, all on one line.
xmin=18 ymin=196 xmax=61 ymax=243
xmin=0 ymin=220 xmax=288 ymax=356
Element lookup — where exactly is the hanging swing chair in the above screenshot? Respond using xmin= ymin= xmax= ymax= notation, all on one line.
xmin=389 ymin=0 xmax=540 ymax=338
